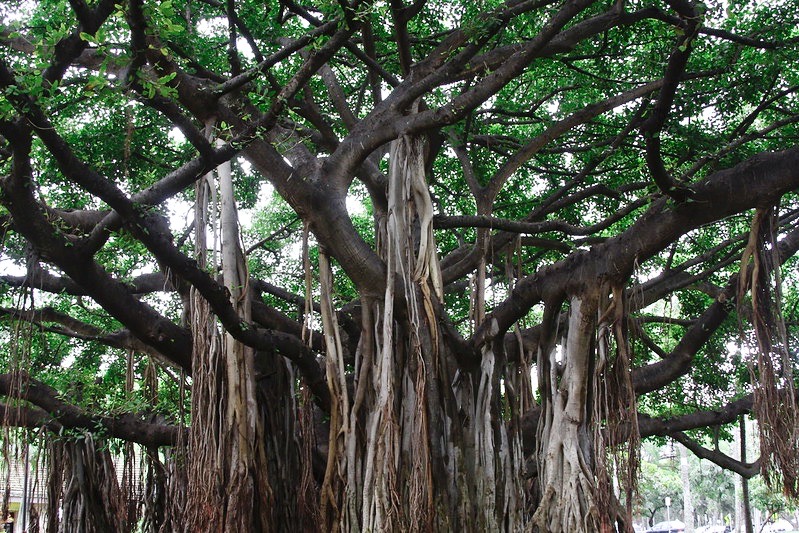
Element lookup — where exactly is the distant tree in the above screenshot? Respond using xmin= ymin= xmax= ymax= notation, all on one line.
xmin=637 ymin=444 xmax=683 ymax=527
xmin=751 ymin=477 xmax=799 ymax=530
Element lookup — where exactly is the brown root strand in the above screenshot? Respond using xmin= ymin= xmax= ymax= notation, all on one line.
xmin=739 ymin=207 xmax=799 ymax=498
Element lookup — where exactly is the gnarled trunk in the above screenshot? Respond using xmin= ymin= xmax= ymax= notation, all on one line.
xmin=321 ymin=132 xmax=525 ymax=531
xmin=533 ymin=295 xmax=601 ymax=533
xmin=532 ymin=288 xmax=639 ymax=533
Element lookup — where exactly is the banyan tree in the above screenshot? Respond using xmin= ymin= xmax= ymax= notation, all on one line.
xmin=1 ymin=0 xmax=798 ymax=531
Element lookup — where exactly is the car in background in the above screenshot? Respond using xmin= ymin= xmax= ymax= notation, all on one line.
xmin=646 ymin=520 xmax=685 ymax=533
xmin=695 ymin=526 xmax=729 ymax=533
xmin=763 ymin=519 xmax=795 ymax=532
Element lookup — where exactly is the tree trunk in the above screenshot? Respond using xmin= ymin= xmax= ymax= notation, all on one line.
xmin=320 ymin=132 xmax=525 ymax=530
xmin=741 ymin=416 xmax=754 ymax=533
xmin=680 ymin=443 xmax=694 ymax=532
xmin=530 ymin=283 xmax=640 ymax=533
xmin=532 ymin=294 xmax=601 ymax=533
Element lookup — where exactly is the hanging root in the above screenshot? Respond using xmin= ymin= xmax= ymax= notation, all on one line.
xmin=57 ymin=433 xmax=126 ymax=533
xmin=594 ymin=285 xmax=639 ymax=532
xmin=739 ymin=206 xmax=799 ymax=497
xmin=185 ymin=130 xmax=274 ymax=531
xmin=318 ymin=250 xmax=350 ymax=530
xmin=121 ymin=350 xmax=142 ymax=530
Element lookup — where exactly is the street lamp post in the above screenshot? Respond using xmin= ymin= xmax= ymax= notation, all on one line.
xmin=666 ymin=497 xmax=671 ymax=524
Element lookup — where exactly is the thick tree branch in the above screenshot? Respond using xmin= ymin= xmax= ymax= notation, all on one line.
xmin=0 ymin=270 xmax=171 ymax=296
xmin=390 ymin=0 xmax=415 ymax=75
xmin=522 ymin=392 xmax=761 ymax=475
xmin=637 ymin=396 xmax=753 ymax=439
xmin=0 ymin=373 xmax=183 ymax=447
xmin=0 ymin=305 xmax=170 ymax=360
xmin=326 ymin=0 xmax=599 ymax=183
xmin=474 ymin=145 xmax=799 ymax=351
xmin=0 ymin=125 xmax=194 ymax=370
xmin=671 ymin=431 xmax=760 ymax=478
xmin=42 ymin=0 xmax=117 ymax=85
xmin=639 ymin=0 xmax=701 ymax=201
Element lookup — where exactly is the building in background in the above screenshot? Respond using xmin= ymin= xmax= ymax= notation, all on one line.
xmin=2 ymin=455 xmax=47 ymax=533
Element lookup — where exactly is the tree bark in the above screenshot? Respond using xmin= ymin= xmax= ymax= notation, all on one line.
xmin=741 ymin=415 xmax=754 ymax=533
xmin=532 ymin=294 xmax=601 ymax=533
xmin=321 ymin=132 xmax=525 ymax=530
xmin=184 ymin=138 xmax=275 ymax=531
